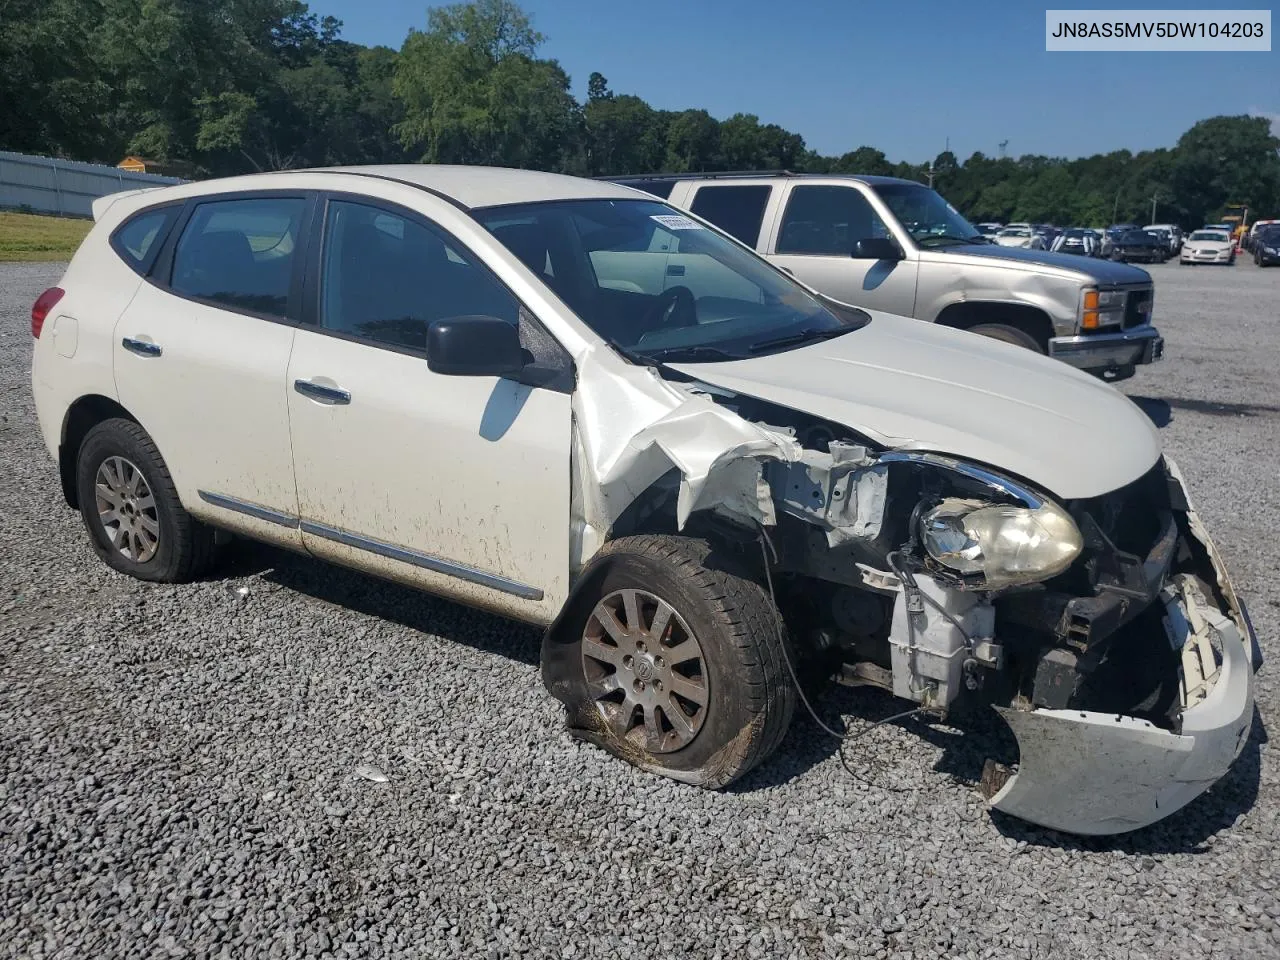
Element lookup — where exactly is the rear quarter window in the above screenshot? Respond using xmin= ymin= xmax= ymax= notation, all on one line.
xmin=109 ymin=207 xmax=178 ymax=275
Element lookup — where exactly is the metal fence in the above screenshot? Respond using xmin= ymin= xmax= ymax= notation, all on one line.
xmin=0 ymin=150 xmax=186 ymax=219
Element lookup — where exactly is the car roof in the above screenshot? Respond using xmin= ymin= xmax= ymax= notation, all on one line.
xmin=605 ymin=171 xmax=923 ymax=188
xmin=131 ymin=165 xmax=645 ymax=213
xmin=312 ymin=165 xmax=642 ymax=209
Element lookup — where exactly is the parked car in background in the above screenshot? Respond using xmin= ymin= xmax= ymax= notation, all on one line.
xmin=1101 ymin=224 xmax=1139 ymax=257
xmin=1110 ymin=229 xmax=1166 ymax=263
xmin=1244 ymin=219 xmax=1279 ymax=253
xmin=1051 ymin=228 xmax=1097 ymax=256
xmin=1035 ymin=225 xmax=1060 ymax=250
xmin=1143 ymin=226 xmax=1174 ymax=257
xmin=29 ymin=164 xmax=1253 ymax=836
xmin=1144 ymin=223 xmax=1182 ymax=257
xmin=1181 ymin=229 xmax=1236 ymax=265
xmin=975 ymin=222 xmax=1003 ymax=239
xmin=1251 ymin=225 xmax=1280 ymax=266
xmin=607 ymin=171 xmax=1162 ymax=380
xmin=995 ymin=225 xmax=1045 ymax=249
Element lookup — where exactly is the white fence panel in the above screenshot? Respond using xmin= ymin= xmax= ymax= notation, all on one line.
xmin=0 ymin=151 xmax=185 ymax=218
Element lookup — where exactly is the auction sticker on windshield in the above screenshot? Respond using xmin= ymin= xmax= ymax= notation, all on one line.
xmin=651 ymin=214 xmax=703 ymax=231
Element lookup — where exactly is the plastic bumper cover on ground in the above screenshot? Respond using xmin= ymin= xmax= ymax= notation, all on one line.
xmin=1048 ymin=325 xmax=1163 ymax=371
xmin=986 ymin=579 xmax=1256 ymax=836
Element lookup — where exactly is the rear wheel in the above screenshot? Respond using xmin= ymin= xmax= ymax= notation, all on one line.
xmin=967 ymin=323 xmax=1042 ymax=353
xmin=572 ymin=535 xmax=795 ymax=788
xmin=75 ymin=418 xmax=216 ymax=583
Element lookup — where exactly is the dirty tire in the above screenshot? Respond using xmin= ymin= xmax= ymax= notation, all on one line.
xmin=967 ymin=323 xmax=1043 ymax=353
xmin=75 ymin=418 xmax=216 ymax=583
xmin=578 ymin=535 xmax=795 ymax=789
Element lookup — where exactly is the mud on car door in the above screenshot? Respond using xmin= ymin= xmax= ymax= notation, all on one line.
xmin=285 ymin=194 xmax=575 ymax=622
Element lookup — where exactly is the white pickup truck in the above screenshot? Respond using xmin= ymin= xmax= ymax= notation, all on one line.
xmin=608 ymin=172 xmax=1164 ymax=382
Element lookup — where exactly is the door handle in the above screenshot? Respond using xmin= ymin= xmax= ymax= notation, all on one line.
xmin=293 ymin=379 xmax=351 ymax=405
xmin=121 ymin=337 xmax=162 ymax=357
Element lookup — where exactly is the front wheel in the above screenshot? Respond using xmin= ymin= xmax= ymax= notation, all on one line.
xmin=75 ymin=418 xmax=216 ymax=583
xmin=967 ymin=323 xmax=1043 ymax=353
xmin=568 ymin=535 xmax=795 ymax=788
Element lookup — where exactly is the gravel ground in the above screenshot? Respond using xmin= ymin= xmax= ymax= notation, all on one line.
xmin=2 ymin=258 xmax=1278 ymax=959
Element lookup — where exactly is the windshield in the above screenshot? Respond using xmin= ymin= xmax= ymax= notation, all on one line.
xmin=473 ymin=199 xmax=865 ymax=361
xmin=1190 ymin=231 xmax=1229 ymax=242
xmin=999 ymin=227 xmax=1029 ymax=237
xmin=870 ymin=182 xmax=982 ymax=245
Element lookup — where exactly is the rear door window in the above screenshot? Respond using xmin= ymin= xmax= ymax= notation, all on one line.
xmin=170 ymin=197 xmax=307 ymax=318
xmin=688 ymin=185 xmax=771 ymax=247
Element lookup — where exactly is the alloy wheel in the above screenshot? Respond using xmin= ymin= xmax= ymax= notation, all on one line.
xmin=581 ymin=588 xmax=709 ymax=753
xmin=94 ymin=456 xmax=160 ymax=562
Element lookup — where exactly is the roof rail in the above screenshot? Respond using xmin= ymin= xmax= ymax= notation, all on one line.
xmin=595 ymin=170 xmax=800 ymax=182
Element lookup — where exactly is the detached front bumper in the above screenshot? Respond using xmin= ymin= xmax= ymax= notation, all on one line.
xmin=982 ymin=462 xmax=1260 ymax=835
xmin=986 ymin=578 xmax=1257 ymax=835
xmin=1048 ymin=324 xmax=1164 ymax=373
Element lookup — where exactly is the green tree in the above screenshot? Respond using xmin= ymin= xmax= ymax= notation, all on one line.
xmin=830 ymin=146 xmax=894 ymax=176
xmin=4 ymin=0 xmax=1280 ymax=231
xmin=392 ymin=0 xmax=580 ymax=169
xmin=0 ymin=0 xmax=114 ymax=159
xmin=1171 ymin=115 xmax=1280 ymax=225
xmin=583 ymin=77 xmax=667 ymax=175
xmin=663 ymin=109 xmax=719 ymax=173
xmin=716 ymin=114 xmax=805 ymax=171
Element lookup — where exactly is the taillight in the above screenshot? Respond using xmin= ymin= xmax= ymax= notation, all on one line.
xmin=31 ymin=287 xmax=65 ymax=338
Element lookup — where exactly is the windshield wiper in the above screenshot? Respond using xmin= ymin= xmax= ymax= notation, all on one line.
xmin=748 ymin=326 xmax=854 ymax=354
xmin=917 ymin=234 xmax=986 ymax=245
xmin=630 ymin=344 xmax=741 ymax=364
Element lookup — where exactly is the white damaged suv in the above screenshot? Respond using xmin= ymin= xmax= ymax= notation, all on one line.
xmin=31 ymin=166 xmax=1260 ymax=835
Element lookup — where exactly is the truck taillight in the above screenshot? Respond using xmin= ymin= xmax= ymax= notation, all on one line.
xmin=31 ymin=287 xmax=64 ymax=338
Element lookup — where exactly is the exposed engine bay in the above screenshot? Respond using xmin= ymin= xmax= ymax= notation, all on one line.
xmin=556 ymin=364 xmax=1259 ymax=834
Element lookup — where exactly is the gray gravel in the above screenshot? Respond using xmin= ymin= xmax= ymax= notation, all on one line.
xmin=2 ymin=257 xmax=1278 ymax=959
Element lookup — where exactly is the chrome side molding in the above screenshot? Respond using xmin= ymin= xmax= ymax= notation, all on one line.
xmin=198 ymin=490 xmax=298 ymax=527
xmin=196 ymin=489 xmax=543 ymax=601
xmin=299 ymin=520 xmax=545 ymax=601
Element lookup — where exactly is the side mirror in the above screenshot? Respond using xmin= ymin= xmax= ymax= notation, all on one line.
xmin=851 ymin=237 xmax=902 ymax=261
xmin=426 ymin=315 xmax=524 ymax=377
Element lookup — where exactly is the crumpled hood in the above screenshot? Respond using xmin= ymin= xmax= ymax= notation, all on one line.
xmin=669 ymin=312 xmax=1162 ymax=500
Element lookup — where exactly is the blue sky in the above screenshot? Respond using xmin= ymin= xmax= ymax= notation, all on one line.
xmin=315 ymin=0 xmax=1279 ymax=163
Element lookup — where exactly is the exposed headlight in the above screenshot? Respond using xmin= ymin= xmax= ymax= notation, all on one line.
xmin=1266 ymin=247 xmax=1278 ymax=255
xmin=920 ymin=497 xmax=1083 ymax=590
